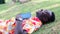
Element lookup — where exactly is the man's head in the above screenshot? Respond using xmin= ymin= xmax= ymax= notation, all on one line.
xmin=36 ymin=9 xmax=55 ymax=24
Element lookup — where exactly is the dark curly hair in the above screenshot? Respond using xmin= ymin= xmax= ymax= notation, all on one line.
xmin=36 ymin=9 xmax=55 ymax=24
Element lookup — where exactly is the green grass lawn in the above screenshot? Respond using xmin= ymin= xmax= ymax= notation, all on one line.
xmin=0 ymin=0 xmax=60 ymax=34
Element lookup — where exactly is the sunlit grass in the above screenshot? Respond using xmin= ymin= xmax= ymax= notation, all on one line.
xmin=0 ymin=0 xmax=60 ymax=34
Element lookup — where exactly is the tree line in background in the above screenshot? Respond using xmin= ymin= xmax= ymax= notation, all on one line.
xmin=0 ymin=0 xmax=5 ymax=4
xmin=0 ymin=0 xmax=31 ymax=4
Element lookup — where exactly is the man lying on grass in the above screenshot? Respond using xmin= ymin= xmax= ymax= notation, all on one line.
xmin=15 ymin=9 xmax=55 ymax=34
xmin=0 ymin=9 xmax=55 ymax=34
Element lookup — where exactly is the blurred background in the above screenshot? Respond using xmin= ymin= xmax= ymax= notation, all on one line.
xmin=0 ymin=0 xmax=60 ymax=34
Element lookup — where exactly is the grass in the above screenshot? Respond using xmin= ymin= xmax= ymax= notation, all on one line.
xmin=0 ymin=0 xmax=60 ymax=34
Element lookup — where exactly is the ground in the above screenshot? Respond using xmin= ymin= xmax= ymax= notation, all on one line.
xmin=0 ymin=0 xmax=60 ymax=34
